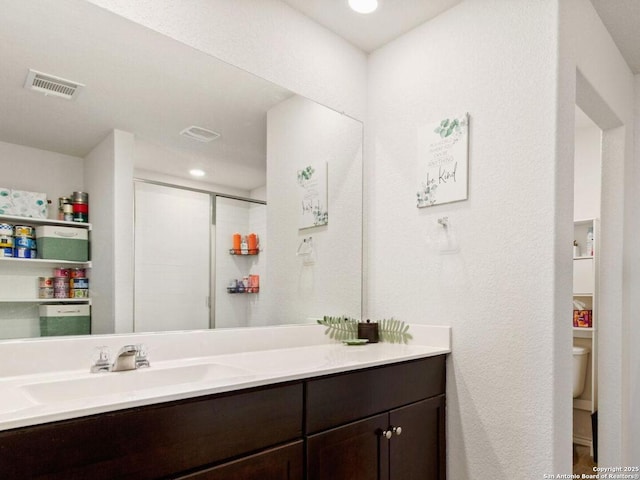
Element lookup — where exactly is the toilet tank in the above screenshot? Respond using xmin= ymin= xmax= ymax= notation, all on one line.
xmin=573 ymin=346 xmax=590 ymax=398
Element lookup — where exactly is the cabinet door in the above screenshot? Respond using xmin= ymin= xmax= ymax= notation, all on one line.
xmin=307 ymin=413 xmax=389 ymax=480
xmin=573 ymin=258 xmax=594 ymax=294
xmin=175 ymin=441 xmax=303 ymax=480
xmin=389 ymin=396 xmax=445 ymax=480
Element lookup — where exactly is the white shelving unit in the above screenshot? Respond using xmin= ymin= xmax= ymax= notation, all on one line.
xmin=0 ymin=215 xmax=92 ymax=339
xmin=572 ymin=218 xmax=599 ymax=449
xmin=0 ymin=257 xmax=92 ymax=268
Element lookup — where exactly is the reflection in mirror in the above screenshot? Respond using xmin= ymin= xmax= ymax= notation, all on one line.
xmin=0 ymin=0 xmax=362 ymax=339
xmin=134 ymin=181 xmax=213 ymax=332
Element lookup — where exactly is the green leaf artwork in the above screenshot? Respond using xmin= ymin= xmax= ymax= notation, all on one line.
xmin=317 ymin=316 xmax=413 ymax=344
xmin=433 ymin=117 xmax=461 ymax=138
xmin=296 ymin=165 xmax=315 ymax=185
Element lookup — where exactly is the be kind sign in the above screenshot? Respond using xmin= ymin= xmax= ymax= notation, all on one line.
xmin=416 ymin=113 xmax=469 ymax=208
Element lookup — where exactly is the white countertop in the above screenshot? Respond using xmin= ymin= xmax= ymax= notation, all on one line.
xmin=0 ymin=324 xmax=450 ymax=431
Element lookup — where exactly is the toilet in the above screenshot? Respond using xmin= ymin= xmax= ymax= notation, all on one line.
xmin=573 ymin=346 xmax=590 ymax=398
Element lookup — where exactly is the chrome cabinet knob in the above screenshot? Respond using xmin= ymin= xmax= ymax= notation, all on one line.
xmin=381 ymin=429 xmax=393 ymax=440
xmin=392 ymin=426 xmax=402 ymax=436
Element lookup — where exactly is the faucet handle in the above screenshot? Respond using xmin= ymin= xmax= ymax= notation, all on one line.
xmin=90 ymin=346 xmax=111 ymax=373
xmin=135 ymin=343 xmax=150 ymax=368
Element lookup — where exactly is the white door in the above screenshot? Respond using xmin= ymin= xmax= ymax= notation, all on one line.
xmin=134 ymin=182 xmax=211 ymax=332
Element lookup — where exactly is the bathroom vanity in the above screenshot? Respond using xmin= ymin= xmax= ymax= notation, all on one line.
xmin=0 ymin=326 xmax=449 ymax=480
xmin=0 ymin=356 xmax=445 ymax=479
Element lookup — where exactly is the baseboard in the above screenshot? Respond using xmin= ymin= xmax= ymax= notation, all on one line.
xmin=573 ymin=399 xmax=592 ymax=411
xmin=573 ymin=433 xmax=592 ymax=449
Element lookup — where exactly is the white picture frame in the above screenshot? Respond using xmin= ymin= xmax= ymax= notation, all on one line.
xmin=417 ymin=113 xmax=469 ymax=208
xmin=297 ymin=162 xmax=328 ymax=229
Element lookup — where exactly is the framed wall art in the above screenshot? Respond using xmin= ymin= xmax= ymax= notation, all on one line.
xmin=417 ymin=113 xmax=469 ymax=208
xmin=297 ymin=163 xmax=328 ymax=229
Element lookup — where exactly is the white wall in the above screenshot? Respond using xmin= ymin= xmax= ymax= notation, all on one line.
xmin=631 ymin=74 xmax=640 ymax=465
xmin=84 ymin=130 xmax=135 ymax=334
xmin=267 ymin=95 xmax=362 ymax=324
xmin=560 ymin=0 xmax=636 ymax=466
xmin=85 ymin=0 xmax=367 ymax=121
xmin=367 ymin=1 xmax=567 ymax=477
xmin=0 ymin=140 xmax=84 ymax=218
xmin=574 ymin=126 xmax=601 ymax=221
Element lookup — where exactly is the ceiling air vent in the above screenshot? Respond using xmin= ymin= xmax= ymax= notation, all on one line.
xmin=180 ymin=126 xmax=221 ymax=143
xmin=24 ymin=69 xmax=84 ymax=100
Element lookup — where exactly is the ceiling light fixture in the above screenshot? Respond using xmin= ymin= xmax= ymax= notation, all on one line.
xmin=189 ymin=169 xmax=206 ymax=177
xmin=348 ymin=0 xmax=378 ymax=14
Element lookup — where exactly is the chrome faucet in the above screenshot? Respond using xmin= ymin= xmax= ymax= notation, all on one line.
xmin=91 ymin=344 xmax=150 ymax=373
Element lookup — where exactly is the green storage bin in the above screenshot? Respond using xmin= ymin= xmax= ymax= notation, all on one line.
xmin=35 ymin=225 xmax=89 ymax=262
xmin=39 ymin=305 xmax=91 ymax=336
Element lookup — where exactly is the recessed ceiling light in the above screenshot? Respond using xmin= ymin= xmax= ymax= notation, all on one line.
xmin=189 ymin=169 xmax=206 ymax=177
xmin=348 ymin=0 xmax=378 ymax=14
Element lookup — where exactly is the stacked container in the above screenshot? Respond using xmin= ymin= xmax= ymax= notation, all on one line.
xmin=13 ymin=225 xmax=36 ymax=258
xmin=58 ymin=197 xmax=72 ymax=221
xmin=69 ymin=268 xmax=89 ymax=298
xmin=71 ymin=191 xmax=89 ymax=223
xmin=0 ymin=223 xmax=13 ymax=257
xmin=53 ymin=268 xmax=70 ymax=299
xmin=38 ymin=276 xmax=54 ymax=299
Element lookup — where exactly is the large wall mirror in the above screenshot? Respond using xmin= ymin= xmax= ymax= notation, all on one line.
xmin=0 ymin=0 xmax=363 ymax=340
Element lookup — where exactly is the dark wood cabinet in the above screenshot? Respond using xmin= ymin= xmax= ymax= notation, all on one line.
xmin=307 ymin=414 xmax=389 ymax=480
xmin=306 ymin=357 xmax=446 ymax=480
xmin=175 ymin=441 xmax=303 ymax=480
xmin=0 ymin=383 xmax=303 ymax=480
xmin=0 ymin=355 xmax=446 ymax=480
xmin=306 ymin=397 xmax=445 ymax=480
xmin=389 ymin=396 xmax=446 ymax=480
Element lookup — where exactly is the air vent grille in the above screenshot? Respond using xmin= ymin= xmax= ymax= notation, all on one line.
xmin=180 ymin=126 xmax=221 ymax=143
xmin=24 ymin=69 xmax=84 ymax=100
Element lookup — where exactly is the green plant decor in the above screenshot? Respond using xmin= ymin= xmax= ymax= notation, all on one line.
xmin=317 ymin=316 xmax=357 ymax=341
xmin=378 ymin=317 xmax=413 ymax=344
xmin=318 ymin=316 xmax=413 ymax=344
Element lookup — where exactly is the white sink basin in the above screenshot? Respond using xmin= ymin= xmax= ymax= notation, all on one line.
xmin=21 ymin=363 xmax=253 ymax=404
xmin=0 ymin=388 xmax=37 ymax=414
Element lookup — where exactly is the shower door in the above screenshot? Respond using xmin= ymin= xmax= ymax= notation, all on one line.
xmin=134 ymin=181 xmax=211 ymax=332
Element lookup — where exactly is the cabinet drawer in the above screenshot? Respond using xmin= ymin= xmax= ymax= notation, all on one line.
xmin=0 ymin=383 xmax=303 ymax=480
xmin=175 ymin=441 xmax=303 ymax=480
xmin=306 ymin=356 xmax=445 ymax=434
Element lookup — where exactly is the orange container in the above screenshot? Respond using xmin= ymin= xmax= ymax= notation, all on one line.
xmin=232 ymin=233 xmax=241 ymax=254
xmin=247 ymin=233 xmax=257 ymax=253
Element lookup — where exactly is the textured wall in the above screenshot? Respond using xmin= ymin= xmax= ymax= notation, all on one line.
xmin=266 ymin=95 xmax=363 ymax=325
xmin=85 ymin=0 xmax=367 ymax=121
xmin=367 ymin=1 xmax=567 ymax=477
